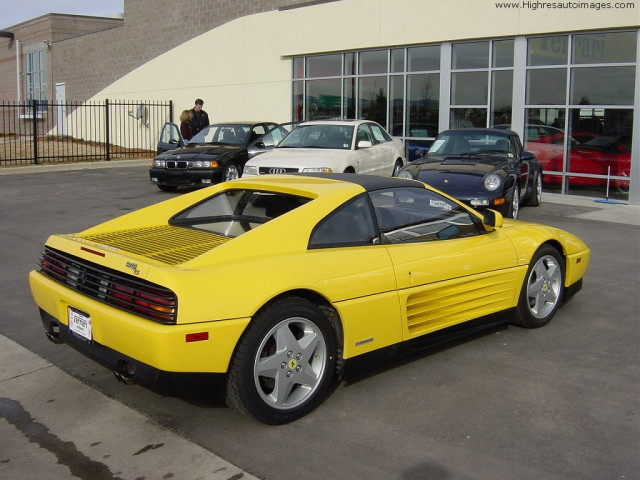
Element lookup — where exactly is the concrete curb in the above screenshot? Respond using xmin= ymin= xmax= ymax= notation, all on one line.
xmin=0 ymin=335 xmax=257 ymax=480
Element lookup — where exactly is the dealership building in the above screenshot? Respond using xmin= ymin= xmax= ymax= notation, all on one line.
xmin=0 ymin=0 xmax=638 ymax=204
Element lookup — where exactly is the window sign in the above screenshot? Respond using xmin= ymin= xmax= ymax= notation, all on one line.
xmin=527 ymin=36 xmax=569 ymax=66
xmin=572 ymin=31 xmax=637 ymax=64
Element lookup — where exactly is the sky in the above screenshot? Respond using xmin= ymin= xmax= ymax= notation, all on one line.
xmin=0 ymin=0 xmax=124 ymax=30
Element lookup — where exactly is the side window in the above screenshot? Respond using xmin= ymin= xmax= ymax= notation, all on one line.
xmin=309 ymin=194 xmax=378 ymax=248
xmin=369 ymin=187 xmax=483 ymax=243
xmin=160 ymin=122 xmax=182 ymax=144
xmin=356 ymin=124 xmax=373 ymax=144
xmin=370 ymin=124 xmax=390 ymax=143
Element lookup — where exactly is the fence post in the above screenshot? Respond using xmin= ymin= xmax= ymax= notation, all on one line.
xmin=32 ymin=100 xmax=39 ymax=165
xmin=105 ymin=99 xmax=111 ymax=161
xmin=169 ymin=99 xmax=173 ymax=123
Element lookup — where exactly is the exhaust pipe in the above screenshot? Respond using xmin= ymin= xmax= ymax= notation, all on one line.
xmin=45 ymin=329 xmax=64 ymax=344
xmin=113 ymin=360 xmax=136 ymax=385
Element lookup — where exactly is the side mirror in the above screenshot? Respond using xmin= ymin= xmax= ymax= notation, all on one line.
xmin=520 ymin=151 xmax=535 ymax=161
xmin=483 ymin=209 xmax=504 ymax=231
xmin=357 ymin=140 xmax=373 ymax=149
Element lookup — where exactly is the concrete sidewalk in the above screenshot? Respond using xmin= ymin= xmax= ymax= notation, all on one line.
xmin=0 ymin=335 xmax=256 ymax=480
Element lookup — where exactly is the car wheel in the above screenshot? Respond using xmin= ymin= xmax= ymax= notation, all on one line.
xmin=223 ymin=162 xmax=241 ymax=181
xmin=512 ymin=245 xmax=565 ymax=328
xmin=226 ymin=297 xmax=338 ymax=424
xmin=157 ymin=185 xmax=178 ymax=192
xmin=392 ymin=160 xmax=403 ymax=177
xmin=508 ymin=184 xmax=520 ymax=219
xmin=525 ymin=171 xmax=542 ymax=207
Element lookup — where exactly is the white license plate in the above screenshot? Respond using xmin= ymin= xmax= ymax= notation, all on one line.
xmin=68 ymin=307 xmax=92 ymax=341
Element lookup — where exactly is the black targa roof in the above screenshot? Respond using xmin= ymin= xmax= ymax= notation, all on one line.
xmin=289 ymin=173 xmax=425 ymax=192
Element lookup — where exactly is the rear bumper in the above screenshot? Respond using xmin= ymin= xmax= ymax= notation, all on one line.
xmin=30 ymin=270 xmax=250 ymax=376
xmin=39 ymin=308 xmax=163 ymax=384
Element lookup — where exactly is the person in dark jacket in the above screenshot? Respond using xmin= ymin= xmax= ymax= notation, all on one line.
xmin=190 ymin=99 xmax=210 ymax=136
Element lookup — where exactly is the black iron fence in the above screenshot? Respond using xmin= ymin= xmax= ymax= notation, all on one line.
xmin=0 ymin=99 xmax=174 ymax=166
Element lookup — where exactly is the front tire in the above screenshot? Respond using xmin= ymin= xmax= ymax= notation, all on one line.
xmin=223 ymin=162 xmax=241 ymax=181
xmin=157 ymin=185 xmax=178 ymax=192
xmin=226 ymin=297 xmax=337 ymax=424
xmin=508 ymin=184 xmax=520 ymax=219
xmin=512 ymin=245 xmax=565 ymax=328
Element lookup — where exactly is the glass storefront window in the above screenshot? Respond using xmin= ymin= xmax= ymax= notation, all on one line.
xmin=391 ymin=49 xmax=404 ymax=73
xmin=293 ymin=57 xmax=304 ymax=79
xmin=493 ymin=40 xmax=514 ymax=68
xmin=344 ymin=77 xmax=355 ymax=119
xmin=406 ymin=73 xmax=439 ymax=138
xmin=306 ymin=78 xmax=341 ymax=120
xmin=408 ymin=46 xmax=440 ymax=72
xmin=567 ymin=108 xmax=632 ymax=200
xmin=452 ymin=42 xmax=489 ymax=69
xmin=359 ymin=50 xmax=388 ymax=75
xmin=359 ymin=76 xmax=387 ymax=126
xmin=572 ymin=31 xmax=637 ymax=64
xmin=292 ymin=80 xmax=304 ymax=122
xmin=451 ymin=71 xmax=488 ymax=105
xmin=491 ymin=70 xmax=513 ymax=127
xmin=524 ymin=108 xmax=567 ymax=179
xmin=570 ymin=66 xmax=636 ymax=105
xmin=344 ymin=53 xmax=356 ymax=76
xmin=390 ymin=76 xmax=404 ymax=136
xmin=526 ymin=68 xmax=567 ymax=105
xmin=306 ymin=54 xmax=342 ymax=78
xmin=450 ymin=108 xmax=486 ymax=128
xmin=527 ymin=36 xmax=569 ymax=65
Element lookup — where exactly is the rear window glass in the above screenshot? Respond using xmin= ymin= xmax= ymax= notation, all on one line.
xmin=170 ymin=189 xmax=311 ymax=237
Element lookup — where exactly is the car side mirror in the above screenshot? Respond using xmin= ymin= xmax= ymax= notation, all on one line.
xmin=483 ymin=209 xmax=504 ymax=231
xmin=357 ymin=140 xmax=373 ymax=149
xmin=520 ymin=151 xmax=535 ymax=161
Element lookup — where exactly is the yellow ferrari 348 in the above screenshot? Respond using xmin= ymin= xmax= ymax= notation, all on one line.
xmin=29 ymin=173 xmax=589 ymax=424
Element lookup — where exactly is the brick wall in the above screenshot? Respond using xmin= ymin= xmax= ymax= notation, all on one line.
xmin=52 ymin=0 xmax=308 ymax=102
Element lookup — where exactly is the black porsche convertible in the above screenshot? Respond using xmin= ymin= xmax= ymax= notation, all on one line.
xmin=397 ymin=128 xmax=543 ymax=219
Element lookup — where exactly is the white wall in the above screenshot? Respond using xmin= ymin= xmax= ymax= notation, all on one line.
xmin=89 ymin=0 xmax=639 ymax=123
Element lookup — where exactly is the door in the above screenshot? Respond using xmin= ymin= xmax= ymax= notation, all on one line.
xmin=369 ymin=186 xmax=521 ymax=340
xmin=55 ymin=83 xmax=66 ymax=136
xmin=157 ymin=122 xmax=185 ymax=154
xmin=354 ymin=123 xmax=381 ymax=174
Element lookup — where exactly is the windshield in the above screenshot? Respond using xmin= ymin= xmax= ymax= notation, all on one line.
xmin=429 ymin=131 xmax=513 ymax=157
xmin=189 ymin=124 xmax=251 ymax=146
xmin=170 ymin=189 xmax=312 ymax=237
xmin=278 ymin=124 xmax=354 ymax=150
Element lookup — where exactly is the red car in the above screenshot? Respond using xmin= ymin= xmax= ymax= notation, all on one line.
xmin=526 ymin=132 xmax=630 ymax=194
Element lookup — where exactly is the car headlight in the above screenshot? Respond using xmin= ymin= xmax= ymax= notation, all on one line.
xmin=153 ymin=159 xmax=166 ymax=168
xmin=397 ymin=170 xmax=414 ymax=180
xmin=190 ymin=160 xmax=220 ymax=169
xmin=484 ymin=174 xmax=502 ymax=192
xmin=302 ymin=167 xmax=333 ymax=173
xmin=243 ymin=165 xmax=258 ymax=176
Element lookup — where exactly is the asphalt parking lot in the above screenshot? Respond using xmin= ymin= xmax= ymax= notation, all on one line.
xmin=1 ymin=160 xmax=639 ymax=480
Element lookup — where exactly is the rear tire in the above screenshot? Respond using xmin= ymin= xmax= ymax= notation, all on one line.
xmin=226 ymin=297 xmax=337 ymax=424
xmin=525 ymin=171 xmax=542 ymax=207
xmin=512 ymin=245 xmax=564 ymax=328
xmin=392 ymin=160 xmax=403 ymax=177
